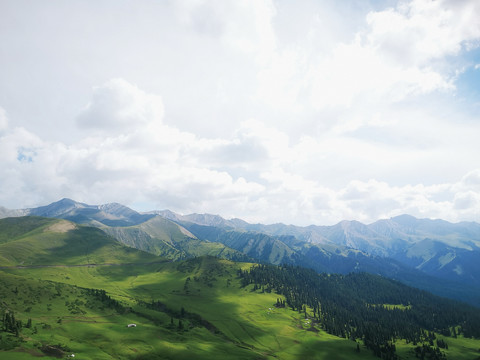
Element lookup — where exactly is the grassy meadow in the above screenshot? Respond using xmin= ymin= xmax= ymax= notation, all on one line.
xmin=0 ymin=257 xmax=374 ymax=359
xmin=0 ymin=218 xmax=479 ymax=359
xmin=1 ymin=256 xmax=479 ymax=359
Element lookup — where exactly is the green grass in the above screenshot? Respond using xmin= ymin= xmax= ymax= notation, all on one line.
xmin=1 ymin=255 xmax=480 ymax=359
xmin=102 ymin=216 xmax=251 ymax=262
xmin=1 ymin=217 xmax=480 ymax=359
xmin=0 ymin=218 xmax=158 ymax=266
xmin=0 ymin=258 xmax=382 ymax=360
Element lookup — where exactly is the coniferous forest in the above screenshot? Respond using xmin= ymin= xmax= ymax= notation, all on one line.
xmin=239 ymin=264 xmax=480 ymax=359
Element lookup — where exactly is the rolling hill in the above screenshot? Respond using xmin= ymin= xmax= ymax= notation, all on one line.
xmin=100 ymin=215 xmax=252 ymax=262
xmin=0 ymin=216 xmax=158 ymax=266
xmin=2 ymin=199 xmax=480 ymax=306
xmin=1 ymin=247 xmax=480 ymax=358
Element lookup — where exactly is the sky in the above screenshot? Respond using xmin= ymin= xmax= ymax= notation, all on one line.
xmin=1 ymin=0 xmax=480 ymax=226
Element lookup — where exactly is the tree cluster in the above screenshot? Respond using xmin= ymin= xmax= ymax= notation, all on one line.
xmin=238 ymin=264 xmax=480 ymax=358
xmin=1 ymin=311 xmax=23 ymax=337
xmin=85 ymin=288 xmax=125 ymax=313
xmin=146 ymin=300 xmax=220 ymax=335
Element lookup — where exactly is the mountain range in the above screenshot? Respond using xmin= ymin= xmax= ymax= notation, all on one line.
xmin=2 ymin=215 xmax=480 ymax=359
xmin=1 ymin=198 xmax=480 ymax=306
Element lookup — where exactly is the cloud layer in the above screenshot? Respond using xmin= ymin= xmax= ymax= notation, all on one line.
xmin=1 ymin=76 xmax=479 ymax=225
xmin=0 ymin=0 xmax=480 ymax=225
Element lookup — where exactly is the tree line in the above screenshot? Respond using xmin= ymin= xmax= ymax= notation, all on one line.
xmin=238 ymin=264 xmax=480 ymax=359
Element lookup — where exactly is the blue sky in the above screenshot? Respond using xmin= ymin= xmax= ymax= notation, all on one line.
xmin=0 ymin=0 xmax=479 ymax=225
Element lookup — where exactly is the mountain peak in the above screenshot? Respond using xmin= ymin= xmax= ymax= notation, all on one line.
xmin=390 ymin=214 xmax=419 ymax=226
xmin=28 ymin=198 xmax=90 ymax=217
xmin=57 ymin=197 xmax=77 ymax=204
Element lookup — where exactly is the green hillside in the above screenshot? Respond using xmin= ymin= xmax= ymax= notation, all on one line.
xmin=0 ymin=258 xmax=379 ymax=360
xmin=101 ymin=215 xmax=252 ymax=262
xmin=182 ymin=224 xmax=297 ymax=265
xmin=1 ymin=217 xmax=480 ymax=359
xmin=2 ymin=256 xmax=480 ymax=359
xmin=0 ymin=216 xmax=158 ymax=266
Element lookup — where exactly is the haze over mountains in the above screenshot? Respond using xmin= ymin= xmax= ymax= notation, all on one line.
xmin=2 ymin=198 xmax=480 ymax=306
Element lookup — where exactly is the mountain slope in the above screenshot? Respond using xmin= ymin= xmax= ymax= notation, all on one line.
xmin=1 ymin=201 xmax=249 ymax=263
xmin=370 ymin=215 xmax=480 ymax=250
xmin=180 ymin=223 xmax=298 ymax=265
xmin=167 ymin=216 xmax=480 ymax=306
xmin=173 ymin=210 xmax=480 ymax=291
xmin=101 ymin=215 xmax=252 ymax=262
xmin=0 ymin=216 xmax=158 ymax=266
xmin=4 ymin=200 xmax=480 ymax=306
xmin=1 ymin=213 xmax=480 ymax=359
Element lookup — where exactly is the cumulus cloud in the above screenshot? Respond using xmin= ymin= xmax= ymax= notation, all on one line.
xmin=308 ymin=0 xmax=480 ymax=112
xmin=228 ymin=0 xmax=480 ymax=143
xmin=1 ymin=76 xmax=480 ymax=225
xmin=76 ymin=78 xmax=164 ymax=134
xmin=2 ymin=0 xmax=480 ymax=226
xmin=366 ymin=0 xmax=480 ymax=66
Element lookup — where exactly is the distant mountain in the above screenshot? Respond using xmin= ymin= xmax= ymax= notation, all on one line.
xmin=370 ymin=214 xmax=480 ymax=250
xmin=179 ymin=222 xmax=480 ymax=305
xmin=19 ymin=198 xmax=155 ymax=227
xmin=0 ymin=206 xmax=29 ymax=218
xmin=3 ymin=199 xmax=480 ymax=305
xmin=101 ymin=216 xmax=251 ymax=262
xmin=186 ymin=212 xmax=480 ymax=288
xmin=0 ymin=199 xmax=251 ymax=263
xmin=150 ymin=210 xmax=246 ymax=229
xmin=182 ymin=224 xmax=297 ymax=266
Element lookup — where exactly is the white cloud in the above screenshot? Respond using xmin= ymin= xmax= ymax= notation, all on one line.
xmin=453 ymin=191 xmax=479 ymax=211
xmin=76 ymin=78 xmax=164 ymax=134
xmin=458 ymin=169 xmax=480 ymax=191
xmin=366 ymin=0 xmax=480 ymax=66
xmin=308 ymin=0 xmax=480 ymax=113
xmin=174 ymin=0 xmax=276 ymax=64
xmin=1 ymin=77 xmax=479 ymax=225
xmin=1 ymin=1 xmax=480 ymax=226
xmin=0 ymin=107 xmax=8 ymax=132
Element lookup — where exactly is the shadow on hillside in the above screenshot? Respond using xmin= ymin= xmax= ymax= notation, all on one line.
xmin=129 ymin=258 xmax=277 ymax=353
xmin=94 ymin=262 xmax=168 ymax=281
xmin=37 ymin=227 xmax=113 ymax=261
xmin=41 ymin=227 xmax=155 ymax=265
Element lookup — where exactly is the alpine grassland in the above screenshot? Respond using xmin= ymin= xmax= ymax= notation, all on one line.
xmin=1 ymin=217 xmax=480 ymax=359
xmin=1 ymin=258 xmax=378 ymax=359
